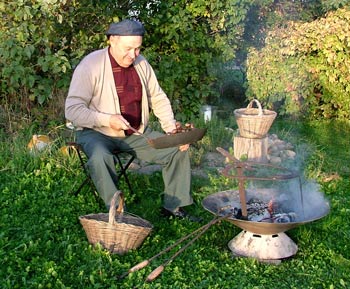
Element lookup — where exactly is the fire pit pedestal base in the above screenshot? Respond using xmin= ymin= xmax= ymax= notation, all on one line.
xmin=228 ymin=230 xmax=298 ymax=261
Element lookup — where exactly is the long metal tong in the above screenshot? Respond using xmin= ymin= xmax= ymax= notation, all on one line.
xmin=119 ymin=213 xmax=230 ymax=282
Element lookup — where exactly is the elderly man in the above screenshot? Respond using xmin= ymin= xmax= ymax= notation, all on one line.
xmin=65 ymin=19 xmax=200 ymax=221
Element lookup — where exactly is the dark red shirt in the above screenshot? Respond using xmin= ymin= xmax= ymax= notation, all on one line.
xmin=108 ymin=48 xmax=142 ymax=135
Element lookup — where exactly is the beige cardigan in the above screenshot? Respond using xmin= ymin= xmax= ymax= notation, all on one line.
xmin=65 ymin=47 xmax=176 ymax=137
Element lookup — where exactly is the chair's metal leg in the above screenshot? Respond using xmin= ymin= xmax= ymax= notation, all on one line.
xmin=69 ymin=142 xmax=135 ymax=197
xmin=69 ymin=143 xmax=92 ymax=195
xmin=115 ymin=154 xmax=135 ymax=195
xmin=73 ymin=177 xmax=90 ymax=195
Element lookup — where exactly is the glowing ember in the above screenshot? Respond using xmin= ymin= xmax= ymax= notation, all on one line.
xmin=228 ymin=197 xmax=297 ymax=223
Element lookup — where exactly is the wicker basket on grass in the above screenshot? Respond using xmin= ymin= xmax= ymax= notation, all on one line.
xmin=234 ymin=99 xmax=277 ymax=139
xmin=79 ymin=191 xmax=153 ymax=254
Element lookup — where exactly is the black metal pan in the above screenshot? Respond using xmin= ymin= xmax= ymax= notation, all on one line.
xmin=149 ymin=128 xmax=207 ymax=149
xmin=128 ymin=126 xmax=207 ymax=149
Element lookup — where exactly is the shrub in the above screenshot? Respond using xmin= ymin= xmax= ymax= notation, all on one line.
xmin=246 ymin=6 xmax=350 ymax=120
xmin=0 ymin=0 xmax=253 ymax=120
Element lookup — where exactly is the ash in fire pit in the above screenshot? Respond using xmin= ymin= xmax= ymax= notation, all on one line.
xmin=223 ymin=197 xmax=297 ymax=223
xmin=245 ymin=197 xmax=296 ymax=223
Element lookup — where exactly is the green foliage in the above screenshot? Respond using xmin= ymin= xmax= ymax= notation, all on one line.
xmin=0 ymin=0 xmax=123 ymax=109
xmin=1 ymin=1 xmax=69 ymax=106
xmin=321 ymin=0 xmax=350 ymax=12
xmin=242 ymin=0 xmax=326 ymax=57
xmin=246 ymin=7 xmax=350 ymax=120
xmin=0 ymin=0 xmax=254 ymax=119
xmin=140 ymin=0 xmax=253 ymax=119
xmin=2 ymin=0 xmax=349 ymax=120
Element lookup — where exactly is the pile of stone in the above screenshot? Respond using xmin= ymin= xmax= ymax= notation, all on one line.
xmin=267 ymin=134 xmax=296 ymax=164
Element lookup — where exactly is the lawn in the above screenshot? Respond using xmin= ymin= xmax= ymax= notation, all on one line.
xmin=0 ymin=117 xmax=349 ymax=289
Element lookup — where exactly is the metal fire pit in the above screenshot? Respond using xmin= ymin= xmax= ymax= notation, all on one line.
xmin=201 ymin=147 xmax=330 ymax=261
xmin=202 ymin=189 xmax=330 ymax=261
xmin=202 ymin=189 xmax=330 ymax=235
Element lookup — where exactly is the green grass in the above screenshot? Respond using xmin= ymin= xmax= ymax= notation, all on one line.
xmin=0 ymin=118 xmax=349 ymax=289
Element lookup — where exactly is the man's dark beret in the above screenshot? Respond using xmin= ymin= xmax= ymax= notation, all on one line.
xmin=105 ymin=20 xmax=145 ymax=36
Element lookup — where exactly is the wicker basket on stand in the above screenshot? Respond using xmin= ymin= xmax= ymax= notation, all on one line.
xmin=79 ymin=191 xmax=153 ymax=254
xmin=234 ymin=99 xmax=277 ymax=139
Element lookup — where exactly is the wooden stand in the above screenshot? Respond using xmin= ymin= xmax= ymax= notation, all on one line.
xmin=233 ymin=136 xmax=268 ymax=163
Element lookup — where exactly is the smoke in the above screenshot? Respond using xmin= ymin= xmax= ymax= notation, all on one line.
xmin=297 ymin=180 xmax=330 ymax=221
xmin=247 ymin=176 xmax=330 ymax=222
xmin=241 ymin=134 xmax=330 ymax=222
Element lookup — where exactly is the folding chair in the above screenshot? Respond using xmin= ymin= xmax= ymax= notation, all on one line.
xmin=67 ymin=142 xmax=135 ymax=196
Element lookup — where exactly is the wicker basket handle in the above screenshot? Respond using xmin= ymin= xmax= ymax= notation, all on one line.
xmin=247 ymin=99 xmax=263 ymax=116
xmin=108 ymin=190 xmax=124 ymax=225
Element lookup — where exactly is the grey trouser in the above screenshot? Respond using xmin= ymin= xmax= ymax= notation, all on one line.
xmin=76 ymin=128 xmax=193 ymax=210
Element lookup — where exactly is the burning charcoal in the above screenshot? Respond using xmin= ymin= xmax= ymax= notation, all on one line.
xmin=233 ymin=207 xmax=241 ymax=217
xmin=273 ymin=212 xmax=297 ymax=223
xmin=247 ymin=198 xmax=269 ymax=215
xmin=216 ymin=204 xmax=245 ymax=219
xmin=248 ymin=209 xmax=271 ymax=222
xmin=287 ymin=212 xmax=297 ymax=221
xmin=245 ymin=198 xmax=276 ymax=222
xmin=247 ymin=197 xmax=261 ymax=204
xmin=234 ymin=208 xmax=244 ymax=219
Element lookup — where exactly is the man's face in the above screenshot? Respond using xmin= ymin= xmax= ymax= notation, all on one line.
xmin=109 ymin=35 xmax=143 ymax=68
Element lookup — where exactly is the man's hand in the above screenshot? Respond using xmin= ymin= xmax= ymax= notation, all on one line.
xmin=179 ymin=144 xmax=190 ymax=151
xmin=109 ymin=114 xmax=130 ymax=131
